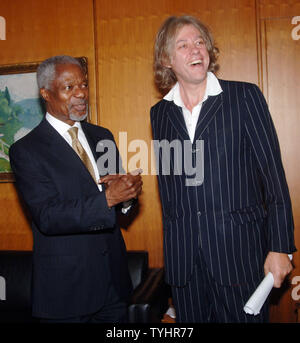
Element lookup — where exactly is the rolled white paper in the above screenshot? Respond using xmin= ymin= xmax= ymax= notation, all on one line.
xmin=243 ymin=254 xmax=293 ymax=315
xmin=243 ymin=272 xmax=274 ymax=315
xmin=166 ymin=306 xmax=176 ymax=319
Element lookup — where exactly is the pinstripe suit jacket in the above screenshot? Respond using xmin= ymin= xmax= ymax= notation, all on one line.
xmin=151 ymin=79 xmax=296 ymax=287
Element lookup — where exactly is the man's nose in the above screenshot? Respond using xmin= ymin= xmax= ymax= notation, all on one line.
xmin=73 ymin=87 xmax=86 ymax=98
xmin=191 ymin=44 xmax=200 ymax=54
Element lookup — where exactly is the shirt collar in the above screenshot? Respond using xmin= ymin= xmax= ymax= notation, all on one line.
xmin=45 ymin=112 xmax=82 ymax=136
xmin=163 ymin=71 xmax=223 ymax=108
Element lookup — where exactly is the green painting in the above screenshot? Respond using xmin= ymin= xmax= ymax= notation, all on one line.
xmin=0 ymin=71 xmax=44 ymax=180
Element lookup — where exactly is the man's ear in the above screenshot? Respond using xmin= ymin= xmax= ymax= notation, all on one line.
xmin=40 ymin=88 xmax=50 ymax=102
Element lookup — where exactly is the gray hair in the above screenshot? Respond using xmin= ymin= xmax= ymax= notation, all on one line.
xmin=36 ymin=55 xmax=82 ymax=90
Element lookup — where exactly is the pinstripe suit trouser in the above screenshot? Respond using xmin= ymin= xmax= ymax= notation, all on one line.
xmin=171 ymin=251 xmax=269 ymax=323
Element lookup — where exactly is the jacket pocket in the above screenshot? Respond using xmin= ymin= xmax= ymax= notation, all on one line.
xmin=229 ymin=204 xmax=267 ymax=226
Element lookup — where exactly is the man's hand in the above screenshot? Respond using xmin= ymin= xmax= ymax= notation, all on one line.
xmin=264 ymin=252 xmax=293 ymax=288
xmin=100 ymin=169 xmax=143 ymax=208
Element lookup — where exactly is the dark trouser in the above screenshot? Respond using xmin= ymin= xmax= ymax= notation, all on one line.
xmin=171 ymin=252 xmax=269 ymax=323
xmin=39 ymin=283 xmax=128 ymax=324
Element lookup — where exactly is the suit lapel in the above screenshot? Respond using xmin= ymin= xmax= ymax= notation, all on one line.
xmin=166 ymin=102 xmax=190 ymax=141
xmin=164 ymin=91 xmax=223 ymax=143
xmin=81 ymin=121 xmax=117 ymax=176
xmin=81 ymin=121 xmax=98 ymax=162
xmin=37 ymin=118 xmax=71 ymax=153
xmin=193 ymin=92 xmax=223 ymax=142
xmin=36 ymin=119 xmax=97 ymax=183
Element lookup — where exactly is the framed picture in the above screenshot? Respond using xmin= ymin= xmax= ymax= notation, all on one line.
xmin=0 ymin=57 xmax=87 ymax=182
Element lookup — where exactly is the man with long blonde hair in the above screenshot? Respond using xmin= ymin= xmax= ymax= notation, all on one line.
xmin=151 ymin=15 xmax=295 ymax=323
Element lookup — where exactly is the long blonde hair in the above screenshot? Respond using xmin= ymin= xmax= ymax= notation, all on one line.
xmin=154 ymin=15 xmax=219 ymax=94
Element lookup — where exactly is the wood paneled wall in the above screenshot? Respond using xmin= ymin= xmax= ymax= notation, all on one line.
xmin=94 ymin=0 xmax=259 ymax=269
xmin=0 ymin=0 xmax=299 ymax=322
xmin=0 ymin=0 xmax=97 ymax=250
xmin=258 ymin=0 xmax=300 ymax=323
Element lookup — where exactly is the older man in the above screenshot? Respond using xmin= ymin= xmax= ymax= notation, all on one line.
xmin=9 ymin=55 xmax=142 ymax=323
xmin=151 ymin=16 xmax=295 ymax=323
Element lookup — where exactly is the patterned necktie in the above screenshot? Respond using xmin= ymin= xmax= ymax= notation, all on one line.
xmin=68 ymin=127 xmax=97 ymax=183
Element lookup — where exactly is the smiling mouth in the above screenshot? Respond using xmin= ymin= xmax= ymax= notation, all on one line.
xmin=188 ymin=60 xmax=203 ymax=66
xmin=72 ymin=104 xmax=86 ymax=111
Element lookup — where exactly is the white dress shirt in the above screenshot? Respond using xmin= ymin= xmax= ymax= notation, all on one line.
xmin=45 ymin=113 xmax=133 ymax=212
xmin=45 ymin=112 xmax=102 ymax=191
xmin=163 ymin=71 xmax=223 ymax=142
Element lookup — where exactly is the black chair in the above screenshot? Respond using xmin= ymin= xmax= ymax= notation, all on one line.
xmin=127 ymin=250 xmax=169 ymax=322
xmin=0 ymin=250 xmax=169 ymax=323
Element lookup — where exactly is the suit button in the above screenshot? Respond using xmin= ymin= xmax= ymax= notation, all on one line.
xmin=197 ymin=211 xmax=201 ymax=216
xmin=102 ymin=250 xmax=108 ymax=256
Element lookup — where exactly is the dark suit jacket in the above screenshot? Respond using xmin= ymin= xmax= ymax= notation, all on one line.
xmin=9 ymin=119 xmax=132 ymax=319
xmin=151 ymin=80 xmax=296 ymax=288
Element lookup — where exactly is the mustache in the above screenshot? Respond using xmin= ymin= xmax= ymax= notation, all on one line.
xmin=70 ymin=100 xmax=87 ymax=106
